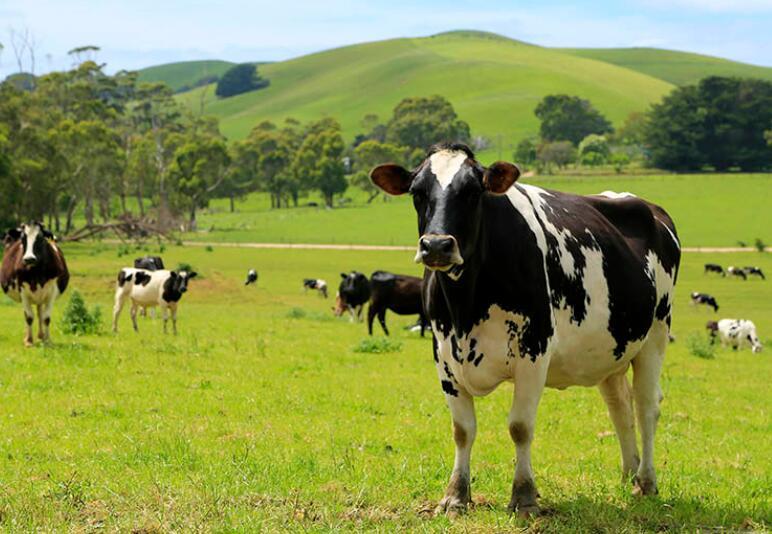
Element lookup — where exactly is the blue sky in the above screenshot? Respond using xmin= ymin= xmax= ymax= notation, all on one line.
xmin=1 ymin=0 xmax=770 ymax=77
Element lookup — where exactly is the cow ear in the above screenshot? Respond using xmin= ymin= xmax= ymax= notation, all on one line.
xmin=188 ymin=271 xmax=197 ymax=279
xmin=483 ymin=161 xmax=521 ymax=194
xmin=340 ymin=273 xmax=347 ymax=279
xmin=4 ymin=228 xmax=21 ymax=241
xmin=42 ymin=228 xmax=55 ymax=240
xmin=371 ymin=164 xmax=412 ymax=196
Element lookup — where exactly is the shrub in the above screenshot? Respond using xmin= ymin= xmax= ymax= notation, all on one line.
xmin=353 ymin=337 xmax=403 ymax=354
xmin=754 ymin=238 xmax=766 ymax=252
xmin=61 ymin=291 xmax=102 ymax=335
xmin=215 ymin=63 xmax=269 ymax=98
xmin=205 ymin=245 xmax=214 ymax=252
xmin=685 ymin=333 xmax=716 ymax=359
xmin=610 ymin=152 xmax=631 ymax=174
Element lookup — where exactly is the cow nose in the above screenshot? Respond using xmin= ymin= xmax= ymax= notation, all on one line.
xmin=23 ymin=256 xmax=36 ymax=265
xmin=420 ymin=236 xmax=455 ymax=257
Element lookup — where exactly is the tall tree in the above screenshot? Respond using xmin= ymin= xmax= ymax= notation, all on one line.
xmin=293 ymin=119 xmax=346 ymax=208
xmin=534 ymin=94 xmax=613 ymax=145
xmin=385 ymin=95 xmax=470 ymax=151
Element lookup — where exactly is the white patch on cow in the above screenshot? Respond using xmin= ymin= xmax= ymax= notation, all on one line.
xmin=21 ymin=277 xmax=60 ymax=306
xmin=21 ymin=224 xmax=41 ymax=263
xmin=598 ymin=190 xmax=636 ymax=199
xmin=717 ymin=319 xmax=762 ymax=353
xmin=656 ymin=217 xmax=680 ymax=250
xmin=430 ymin=150 xmax=467 ymax=190
xmin=645 ymin=251 xmax=676 ymax=317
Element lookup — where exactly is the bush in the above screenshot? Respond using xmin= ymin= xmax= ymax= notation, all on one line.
xmin=686 ymin=333 xmax=716 ymax=359
xmin=215 ymin=63 xmax=269 ymax=98
xmin=610 ymin=152 xmax=631 ymax=174
xmin=61 ymin=291 xmax=102 ymax=335
xmin=754 ymin=238 xmax=766 ymax=252
xmin=176 ymin=262 xmax=196 ymax=274
xmin=353 ymin=337 xmax=403 ymax=354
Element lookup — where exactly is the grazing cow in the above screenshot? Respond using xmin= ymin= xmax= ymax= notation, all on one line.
xmin=704 ymin=263 xmax=725 ymax=276
xmin=1 ymin=222 xmax=70 ymax=346
xmin=743 ymin=266 xmax=765 ymax=280
xmin=367 ymin=270 xmax=427 ymax=337
xmin=303 ymin=278 xmax=328 ymax=298
xmin=334 ymin=271 xmax=371 ymax=322
xmin=134 ymin=255 xmax=165 ymax=270
xmin=371 ymin=143 xmax=680 ymax=514
xmin=245 ymin=269 xmax=258 ymax=286
xmin=113 ymin=268 xmax=197 ymax=334
xmin=690 ymin=292 xmax=719 ymax=312
xmin=727 ymin=266 xmax=747 ymax=280
xmin=707 ymin=319 xmax=762 ymax=353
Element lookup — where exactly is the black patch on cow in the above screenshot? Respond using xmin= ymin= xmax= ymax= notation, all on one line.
xmin=441 ymin=380 xmax=459 ymax=397
xmin=25 ymin=314 xmax=33 ymax=325
xmin=162 ymin=273 xmax=184 ymax=302
xmin=117 ymin=270 xmax=133 ymax=286
xmin=44 ymin=317 xmax=50 ymax=326
xmin=443 ymin=361 xmax=457 ymax=383
xmin=338 ymin=272 xmax=371 ymax=308
xmin=432 ymin=336 xmax=439 ymax=363
xmin=450 ymin=335 xmax=462 ymax=363
xmin=473 ymin=353 xmax=484 ymax=366
xmin=467 ymin=338 xmax=477 ymax=362
xmin=655 ymin=294 xmax=670 ymax=321
xmin=134 ymin=271 xmax=152 ymax=286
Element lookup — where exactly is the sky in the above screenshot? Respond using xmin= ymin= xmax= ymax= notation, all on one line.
xmin=1 ymin=0 xmax=771 ymax=78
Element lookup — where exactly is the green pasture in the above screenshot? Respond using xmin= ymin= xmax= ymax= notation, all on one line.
xmin=138 ymin=60 xmax=235 ymax=92
xmin=0 ymin=242 xmax=769 ymax=531
xmin=191 ymin=173 xmax=771 ymax=248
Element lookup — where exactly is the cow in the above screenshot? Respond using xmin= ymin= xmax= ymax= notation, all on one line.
xmin=690 ymin=292 xmax=719 ymax=312
xmin=370 ymin=143 xmax=680 ymax=515
xmin=134 ymin=255 xmax=165 ymax=270
xmin=704 ymin=263 xmax=725 ymax=276
xmin=367 ymin=270 xmax=427 ymax=337
xmin=743 ymin=266 xmax=765 ymax=280
xmin=334 ymin=271 xmax=370 ymax=322
xmin=707 ymin=319 xmax=762 ymax=353
xmin=727 ymin=266 xmax=747 ymax=280
xmin=245 ymin=269 xmax=258 ymax=286
xmin=1 ymin=222 xmax=70 ymax=346
xmin=303 ymin=278 xmax=328 ymax=298
xmin=113 ymin=268 xmax=197 ymax=334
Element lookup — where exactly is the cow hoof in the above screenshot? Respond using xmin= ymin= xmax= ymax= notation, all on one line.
xmin=24 ymin=339 xmax=34 ymax=348
xmin=508 ymin=479 xmax=539 ymax=517
xmin=434 ymin=496 xmax=468 ymax=517
xmin=632 ymin=476 xmax=658 ymax=496
xmin=509 ymin=503 xmax=540 ymax=518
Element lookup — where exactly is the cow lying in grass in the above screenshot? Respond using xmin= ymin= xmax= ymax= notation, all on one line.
xmin=707 ymin=319 xmax=762 ymax=353
xmin=113 ymin=268 xmax=197 ymax=334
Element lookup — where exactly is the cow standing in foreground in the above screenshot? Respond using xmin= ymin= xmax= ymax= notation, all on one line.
xmin=334 ymin=272 xmax=371 ymax=322
xmin=1 ymin=223 xmax=70 ymax=346
xmin=367 ymin=271 xmax=427 ymax=337
xmin=371 ymin=143 xmax=680 ymax=515
xmin=113 ymin=268 xmax=196 ymax=334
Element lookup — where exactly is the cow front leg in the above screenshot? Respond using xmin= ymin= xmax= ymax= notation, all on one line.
xmin=22 ymin=295 xmax=34 ymax=347
xmin=170 ymin=305 xmax=178 ymax=335
xmin=507 ymin=356 xmax=549 ymax=516
xmin=40 ymin=296 xmax=56 ymax=343
xmin=436 ymin=390 xmax=476 ymax=516
xmin=36 ymin=304 xmax=45 ymax=340
xmin=598 ymin=369 xmax=640 ymax=480
xmin=162 ymin=306 xmax=169 ymax=334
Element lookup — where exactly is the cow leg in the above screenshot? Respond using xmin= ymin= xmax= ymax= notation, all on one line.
xmin=112 ymin=289 xmax=126 ymax=333
xmin=170 ymin=304 xmax=178 ymax=335
xmin=377 ymin=309 xmax=389 ymax=336
xmin=631 ymin=324 xmax=667 ymax=496
xmin=436 ymin=390 xmax=476 ymax=516
xmin=507 ymin=356 xmax=549 ymax=516
xmin=36 ymin=304 xmax=45 ymax=340
xmin=598 ymin=370 xmax=640 ymax=480
xmin=40 ymin=295 xmax=56 ymax=343
xmin=162 ymin=305 xmax=169 ymax=334
xmin=21 ymin=294 xmax=34 ymax=347
xmin=367 ymin=305 xmax=376 ymax=335
xmin=130 ymin=304 xmax=139 ymax=332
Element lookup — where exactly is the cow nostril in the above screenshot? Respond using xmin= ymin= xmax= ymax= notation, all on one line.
xmin=419 ymin=238 xmax=430 ymax=252
xmin=440 ymin=239 xmax=454 ymax=253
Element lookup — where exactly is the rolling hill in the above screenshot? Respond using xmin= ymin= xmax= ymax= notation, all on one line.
xmin=559 ymin=47 xmax=772 ymax=86
xmin=138 ymin=60 xmax=234 ymax=92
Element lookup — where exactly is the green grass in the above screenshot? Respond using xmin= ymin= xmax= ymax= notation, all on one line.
xmin=138 ymin=60 xmax=235 ymax=91
xmin=0 ymin=243 xmax=769 ymax=531
xmin=559 ymin=47 xmax=772 ymax=86
xmin=176 ymin=31 xmax=673 ymax=147
xmin=190 ymin=173 xmax=771 ymax=248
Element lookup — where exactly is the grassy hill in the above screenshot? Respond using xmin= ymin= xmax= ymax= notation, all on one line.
xmin=560 ymin=47 xmax=772 ymax=86
xmin=138 ymin=60 xmax=234 ymax=92
xmin=176 ymin=31 xmax=674 ymax=158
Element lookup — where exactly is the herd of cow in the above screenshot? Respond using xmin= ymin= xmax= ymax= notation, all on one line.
xmin=0 ymin=143 xmax=767 ymax=516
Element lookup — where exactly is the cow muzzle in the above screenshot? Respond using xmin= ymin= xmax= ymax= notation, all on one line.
xmin=415 ymin=234 xmax=464 ymax=271
xmin=22 ymin=255 xmax=37 ymax=266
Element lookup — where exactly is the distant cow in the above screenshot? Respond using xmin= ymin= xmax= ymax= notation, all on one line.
xmin=245 ymin=269 xmax=258 ymax=286
xmin=1 ymin=222 xmax=70 ymax=346
xmin=690 ymin=292 xmax=719 ymax=312
xmin=743 ymin=266 xmax=765 ymax=280
xmin=113 ymin=268 xmax=197 ymax=334
xmin=727 ymin=266 xmax=747 ymax=280
xmin=134 ymin=256 xmax=165 ymax=270
xmin=368 ymin=270 xmax=427 ymax=336
xmin=334 ymin=271 xmax=370 ymax=322
xmin=704 ymin=263 xmax=725 ymax=276
xmin=707 ymin=319 xmax=762 ymax=353
xmin=303 ymin=278 xmax=328 ymax=298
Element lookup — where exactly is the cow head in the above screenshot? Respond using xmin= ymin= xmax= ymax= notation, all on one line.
xmin=170 ymin=270 xmax=197 ymax=294
xmin=371 ymin=143 xmax=520 ymax=277
xmin=10 ymin=222 xmax=54 ymax=267
xmin=332 ymin=293 xmax=347 ymax=317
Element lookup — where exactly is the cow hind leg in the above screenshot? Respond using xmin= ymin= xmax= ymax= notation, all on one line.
xmin=377 ymin=309 xmax=389 ymax=336
xmin=37 ymin=304 xmax=45 ymax=340
xmin=631 ymin=322 xmax=667 ymax=496
xmin=436 ymin=390 xmax=476 ymax=516
xmin=130 ymin=304 xmax=139 ymax=332
xmin=113 ymin=289 xmax=126 ymax=333
xmin=598 ymin=369 xmax=640 ymax=480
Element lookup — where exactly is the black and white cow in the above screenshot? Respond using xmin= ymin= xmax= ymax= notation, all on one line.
xmin=367 ymin=271 xmax=427 ymax=336
xmin=303 ymin=278 xmax=328 ymax=298
xmin=113 ymin=268 xmax=197 ymax=334
xmin=704 ymin=263 xmax=725 ymax=276
xmin=727 ymin=266 xmax=747 ymax=280
xmin=743 ymin=266 xmax=765 ymax=280
xmin=690 ymin=292 xmax=719 ymax=312
xmin=1 ymin=222 xmax=70 ymax=346
xmin=134 ymin=255 xmax=165 ymax=270
xmin=333 ymin=271 xmax=371 ymax=322
xmin=707 ymin=319 xmax=762 ymax=353
xmin=245 ymin=269 xmax=258 ymax=286
xmin=371 ymin=143 xmax=680 ymax=514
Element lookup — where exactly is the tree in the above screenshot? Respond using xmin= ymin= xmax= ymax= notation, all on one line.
xmin=534 ymin=94 xmax=613 ymax=146
xmin=578 ymin=134 xmax=610 ymax=167
xmin=514 ymin=138 xmax=537 ymax=168
xmin=350 ymin=140 xmax=408 ymax=203
xmin=385 ymin=95 xmax=470 ymax=151
xmin=293 ymin=119 xmax=346 ymax=208
xmin=215 ymin=63 xmax=269 ymax=98
xmin=536 ymin=141 xmax=575 ymax=173
xmin=644 ymin=85 xmax=705 ymax=171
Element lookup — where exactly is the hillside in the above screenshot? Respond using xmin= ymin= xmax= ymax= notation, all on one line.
xmin=176 ymin=31 xmax=674 ymax=157
xmin=138 ymin=60 xmax=234 ymax=92
xmin=559 ymin=47 xmax=772 ymax=86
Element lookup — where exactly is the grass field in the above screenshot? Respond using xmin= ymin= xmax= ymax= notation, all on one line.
xmin=191 ymin=173 xmax=772 ymax=248
xmin=137 ymin=60 xmax=235 ymax=92
xmin=0 ymin=240 xmax=770 ymax=531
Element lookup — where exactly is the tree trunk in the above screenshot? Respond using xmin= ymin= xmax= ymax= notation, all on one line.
xmin=136 ymin=181 xmax=145 ymax=216
xmin=85 ymin=195 xmax=94 ymax=226
xmin=324 ymin=193 xmax=333 ymax=208
xmin=229 ymin=194 xmax=235 ymax=213
xmin=366 ymin=191 xmax=380 ymax=203
xmin=189 ymin=205 xmax=197 ymax=231
xmin=65 ymin=197 xmax=78 ymax=233
xmin=120 ymin=192 xmax=128 ymax=216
